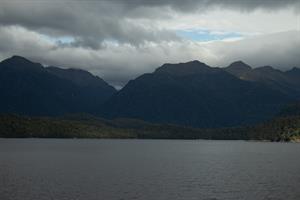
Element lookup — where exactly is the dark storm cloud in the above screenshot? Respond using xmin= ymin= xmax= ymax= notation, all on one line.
xmin=0 ymin=0 xmax=299 ymax=49
xmin=108 ymin=0 xmax=300 ymax=11
xmin=0 ymin=1 xmax=180 ymax=49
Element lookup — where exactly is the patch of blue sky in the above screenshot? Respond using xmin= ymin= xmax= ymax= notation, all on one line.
xmin=41 ymin=34 xmax=75 ymax=45
xmin=176 ymin=29 xmax=243 ymax=42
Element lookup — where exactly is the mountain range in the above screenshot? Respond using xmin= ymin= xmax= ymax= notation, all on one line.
xmin=0 ymin=55 xmax=299 ymax=128
xmin=225 ymin=61 xmax=300 ymax=98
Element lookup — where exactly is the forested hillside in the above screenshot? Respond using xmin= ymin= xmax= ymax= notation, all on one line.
xmin=1 ymin=114 xmax=299 ymax=141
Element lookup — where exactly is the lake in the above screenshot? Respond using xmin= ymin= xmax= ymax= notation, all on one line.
xmin=0 ymin=139 xmax=299 ymax=200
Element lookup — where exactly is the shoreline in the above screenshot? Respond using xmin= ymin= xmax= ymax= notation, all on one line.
xmin=1 ymin=137 xmax=299 ymax=143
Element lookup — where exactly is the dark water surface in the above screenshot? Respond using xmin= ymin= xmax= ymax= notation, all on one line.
xmin=0 ymin=139 xmax=300 ymax=200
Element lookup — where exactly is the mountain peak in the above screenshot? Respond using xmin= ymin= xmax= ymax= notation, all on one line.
xmin=0 ymin=55 xmax=43 ymax=70
xmin=11 ymin=55 xmax=28 ymax=60
xmin=227 ymin=61 xmax=252 ymax=70
xmin=186 ymin=60 xmax=204 ymax=65
xmin=255 ymin=66 xmax=277 ymax=72
xmin=225 ymin=61 xmax=252 ymax=77
xmin=3 ymin=55 xmax=33 ymax=64
xmin=155 ymin=60 xmax=212 ymax=76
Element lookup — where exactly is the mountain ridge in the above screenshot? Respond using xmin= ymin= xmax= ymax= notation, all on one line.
xmin=0 ymin=55 xmax=116 ymax=116
xmin=0 ymin=55 xmax=299 ymax=128
xmin=225 ymin=61 xmax=300 ymax=98
xmin=102 ymin=60 xmax=292 ymax=128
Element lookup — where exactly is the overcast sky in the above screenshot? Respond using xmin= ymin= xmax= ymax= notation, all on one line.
xmin=0 ymin=0 xmax=299 ymax=88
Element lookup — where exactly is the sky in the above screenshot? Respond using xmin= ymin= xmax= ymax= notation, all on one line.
xmin=0 ymin=0 xmax=299 ymax=88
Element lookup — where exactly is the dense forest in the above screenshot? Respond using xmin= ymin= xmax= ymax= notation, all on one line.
xmin=1 ymin=112 xmax=299 ymax=141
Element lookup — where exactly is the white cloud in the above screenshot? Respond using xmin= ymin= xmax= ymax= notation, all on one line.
xmin=160 ymin=8 xmax=299 ymax=35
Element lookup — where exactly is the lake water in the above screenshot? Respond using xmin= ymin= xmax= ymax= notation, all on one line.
xmin=0 ymin=139 xmax=299 ymax=200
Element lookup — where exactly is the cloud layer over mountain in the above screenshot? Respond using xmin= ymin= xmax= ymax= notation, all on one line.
xmin=0 ymin=0 xmax=299 ymax=87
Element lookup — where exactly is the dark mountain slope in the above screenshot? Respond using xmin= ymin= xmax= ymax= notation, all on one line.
xmin=102 ymin=60 xmax=290 ymax=128
xmin=46 ymin=66 xmax=114 ymax=89
xmin=46 ymin=66 xmax=116 ymax=111
xmin=225 ymin=62 xmax=300 ymax=98
xmin=0 ymin=56 xmax=116 ymax=116
xmin=285 ymin=67 xmax=300 ymax=86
